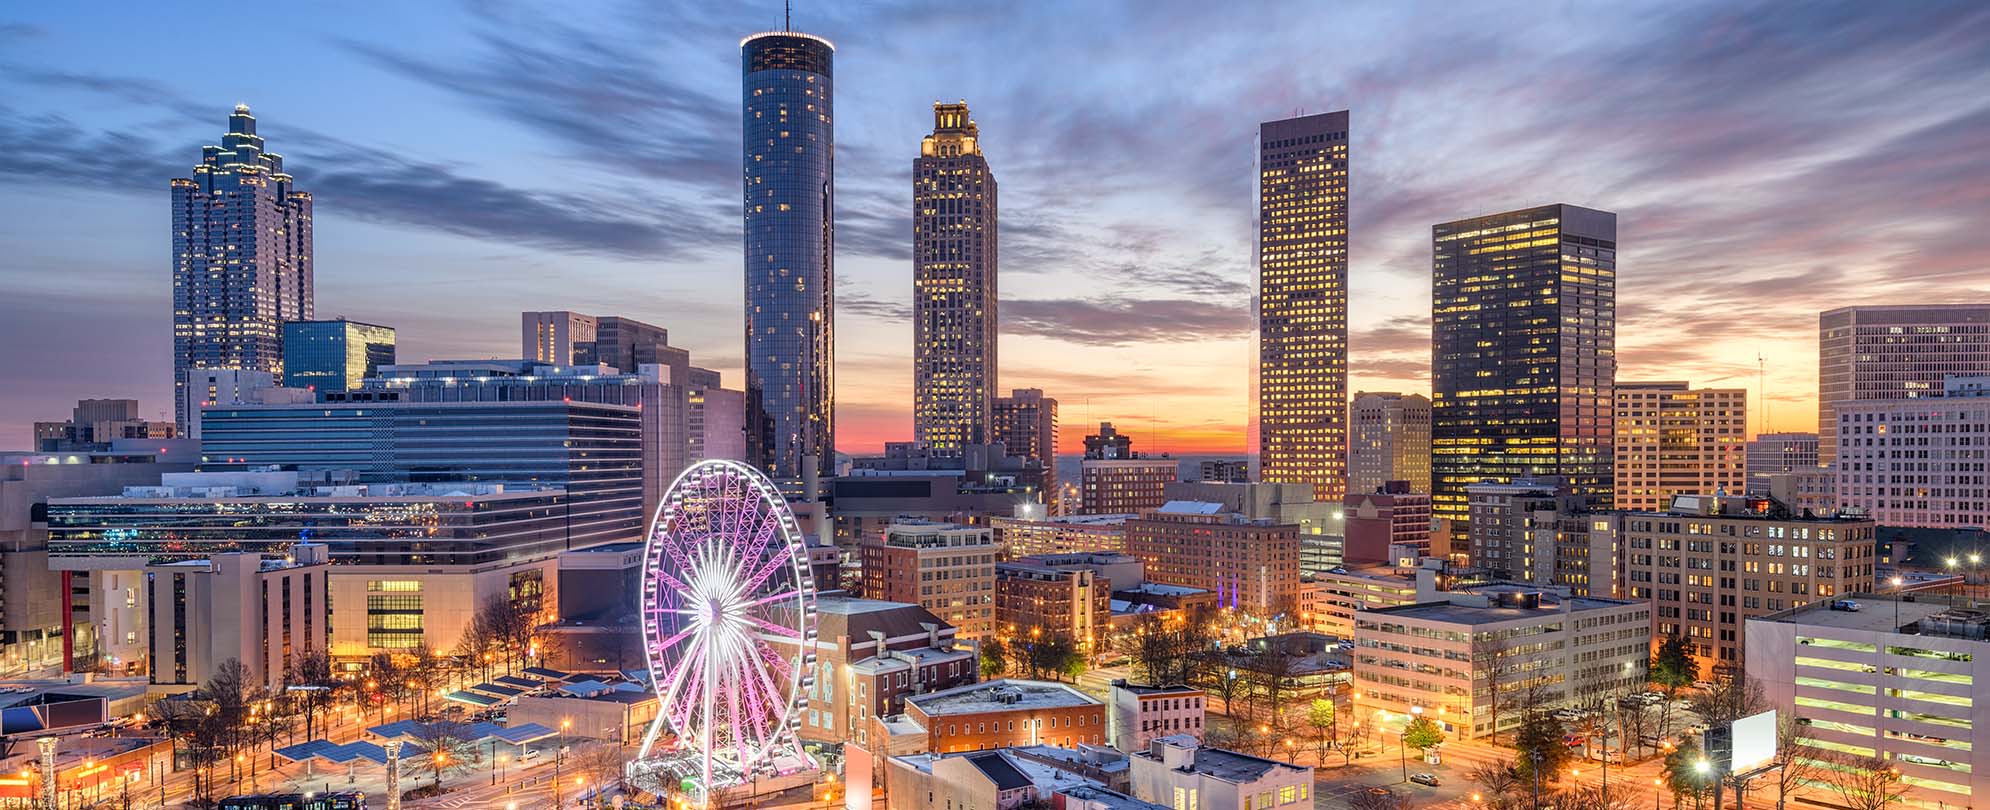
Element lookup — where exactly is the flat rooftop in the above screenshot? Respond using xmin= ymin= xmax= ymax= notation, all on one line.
xmin=1114 ymin=682 xmax=1200 ymax=696
xmin=1759 ymin=595 xmax=1952 ymax=634
xmin=816 ymin=596 xmax=919 ymax=615
xmin=907 ymin=679 xmax=1099 ymax=716
xmin=1364 ymin=596 xmax=1640 ymax=625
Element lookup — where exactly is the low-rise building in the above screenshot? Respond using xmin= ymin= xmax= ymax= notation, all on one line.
xmin=1342 ymin=483 xmax=1432 ymax=566
xmin=861 ymin=521 xmax=997 ymax=639
xmin=1126 ymin=502 xmax=1300 ymax=616
xmin=1747 ymin=595 xmax=1987 ymax=807
xmin=884 ymin=747 xmax=1111 ymax=810
xmin=902 ymin=679 xmax=1105 ymax=753
xmin=992 ymin=512 xmax=1133 ymax=557
xmin=1833 ymin=375 xmax=1990 ymax=531
xmin=1300 ymin=567 xmax=1421 ymax=638
xmin=1353 ymin=584 xmax=1650 ymax=740
xmin=1126 ymin=735 xmax=1312 ymax=810
xmin=144 ymin=545 xmax=331 ymax=692
xmin=995 ymin=558 xmax=1111 ymax=654
xmin=1081 ymin=459 xmax=1179 ymax=515
xmin=1108 ymin=681 xmax=1205 ymax=753
xmin=803 ymin=596 xmax=975 ymax=748
xmin=508 ymin=680 xmax=658 ymax=744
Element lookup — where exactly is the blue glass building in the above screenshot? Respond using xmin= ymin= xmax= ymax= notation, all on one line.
xmin=281 ymin=318 xmax=396 ymax=392
xmin=742 ymin=30 xmax=836 ymax=487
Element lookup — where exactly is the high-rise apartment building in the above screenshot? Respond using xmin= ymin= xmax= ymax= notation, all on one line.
xmin=1605 ymin=494 xmax=1877 ymax=677
xmin=913 ymin=102 xmax=999 ymax=453
xmin=282 ymin=319 xmax=395 ymax=392
xmin=1126 ymin=502 xmax=1299 ymax=614
xmin=1818 ymin=304 xmax=1990 ymax=464
xmin=1833 ymin=376 xmax=1990 ymax=530
xmin=861 ymin=521 xmax=996 ymax=639
xmin=1612 ymin=382 xmax=1747 ymax=512
xmin=171 ymin=105 xmax=313 ymax=430
xmin=1257 ymin=111 xmax=1350 ymax=502
xmin=994 ymin=558 xmax=1109 ymax=654
xmin=743 ymin=30 xmax=837 ymax=485
xmin=1348 ymin=392 xmax=1431 ymax=496
xmin=1432 ymin=204 xmax=1616 ymax=541
xmin=1744 ymin=432 xmax=1819 ymax=493
xmin=992 ymin=389 xmax=1058 ymax=509
xmin=1465 ymin=479 xmax=1604 ymax=593
xmin=1079 ymin=459 xmax=1177 ymax=515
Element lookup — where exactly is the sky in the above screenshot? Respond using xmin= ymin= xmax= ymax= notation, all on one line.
xmin=1 ymin=1 xmax=1987 ymax=455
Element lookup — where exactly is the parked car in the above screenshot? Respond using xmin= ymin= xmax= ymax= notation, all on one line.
xmin=1829 ymin=599 xmax=1863 ymax=612
xmin=1410 ymin=773 xmax=1441 ymax=787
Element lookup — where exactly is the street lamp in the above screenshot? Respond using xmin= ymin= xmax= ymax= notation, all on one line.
xmin=1653 ymin=777 xmax=1663 ymax=810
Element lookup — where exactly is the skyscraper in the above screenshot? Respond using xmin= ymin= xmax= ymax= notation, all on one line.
xmin=522 ymin=311 xmax=598 ymax=365
xmin=1348 ymin=392 xmax=1432 ymax=496
xmin=1612 ymin=382 xmax=1747 ymax=511
xmin=913 ymin=101 xmax=999 ymax=452
xmin=1431 ymin=204 xmax=1616 ymax=542
xmin=1257 ymin=111 xmax=1350 ymax=502
xmin=282 ymin=319 xmax=396 ymax=392
xmin=1817 ymin=304 xmax=1990 ymax=464
xmin=171 ymin=105 xmax=313 ymax=431
xmin=743 ymin=30 xmax=836 ymax=485
xmin=1744 ymin=431 xmax=1819 ymax=494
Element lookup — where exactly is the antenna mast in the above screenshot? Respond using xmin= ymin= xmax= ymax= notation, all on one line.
xmin=1757 ymin=352 xmax=1768 ymax=435
xmin=784 ymin=0 xmax=791 ymax=31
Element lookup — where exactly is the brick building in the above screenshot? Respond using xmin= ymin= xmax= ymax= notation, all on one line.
xmin=861 ymin=520 xmax=997 ymax=639
xmin=802 ymin=596 xmax=977 ymax=747
xmin=1126 ymin=502 xmax=1300 ymax=615
xmin=995 ymin=558 xmax=1112 ymax=654
xmin=903 ymin=679 xmax=1106 ymax=753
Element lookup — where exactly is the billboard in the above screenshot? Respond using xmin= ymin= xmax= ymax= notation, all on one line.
xmin=1730 ymin=709 xmax=1777 ymax=773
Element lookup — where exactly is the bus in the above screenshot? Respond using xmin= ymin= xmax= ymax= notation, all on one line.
xmin=218 ymin=791 xmax=366 ymax=810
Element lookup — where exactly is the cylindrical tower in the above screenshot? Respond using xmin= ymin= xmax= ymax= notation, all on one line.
xmin=741 ymin=31 xmax=836 ymax=488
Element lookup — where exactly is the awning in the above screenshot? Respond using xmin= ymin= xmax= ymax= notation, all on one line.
xmin=493 ymin=675 xmax=540 ymax=690
xmin=442 ymin=691 xmax=501 ymax=707
xmin=470 ymin=682 xmax=526 ymax=698
xmin=492 ymin=722 xmax=559 ymax=744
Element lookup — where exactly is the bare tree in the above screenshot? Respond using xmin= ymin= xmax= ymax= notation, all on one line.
xmin=406 ymin=644 xmax=447 ymax=718
xmin=1545 ymin=785 xmax=1639 ymax=810
xmin=569 ymin=741 xmax=625 ymax=799
xmin=1820 ymin=754 xmax=1905 ymax=810
xmin=409 ymin=720 xmax=484 ymax=791
xmin=1243 ymin=639 xmax=1302 ymax=730
xmin=1350 ymin=787 xmax=1413 ymax=810
xmin=1772 ymin=717 xmax=1819 ymax=810
xmin=1472 ymin=633 xmax=1513 ymax=743
xmin=1469 ymin=758 xmax=1523 ymax=810
xmin=1616 ymin=700 xmax=1654 ymax=759
xmin=287 ymin=648 xmax=340 ymax=742
xmin=1687 ymin=676 xmax=1768 ymax=729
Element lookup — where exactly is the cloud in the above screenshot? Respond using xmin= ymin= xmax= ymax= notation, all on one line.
xmin=1003 ymin=298 xmax=1250 ymax=346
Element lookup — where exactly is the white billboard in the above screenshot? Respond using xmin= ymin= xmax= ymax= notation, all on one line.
xmin=1731 ymin=709 xmax=1777 ymax=773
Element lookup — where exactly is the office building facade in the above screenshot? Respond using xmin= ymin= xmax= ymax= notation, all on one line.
xmin=1126 ymin=503 xmax=1299 ymax=615
xmin=1257 ymin=111 xmax=1350 ymax=503
xmin=995 ymin=558 xmax=1110 ymax=654
xmin=1432 ymin=204 xmax=1616 ymax=540
xmin=1832 ymin=377 xmax=1990 ymax=530
xmin=1612 ymin=382 xmax=1747 ymax=512
xmin=991 ymin=513 xmax=1131 ymax=558
xmin=171 ymin=105 xmax=312 ymax=430
xmin=862 ymin=521 xmax=996 ymax=639
xmin=1342 ymin=484 xmax=1432 ymax=566
xmin=1465 ymin=479 xmax=1602 ymax=592
xmin=913 ymin=101 xmax=999 ymax=454
xmin=1745 ymin=432 xmax=1820 ymax=493
xmin=992 ymin=389 xmax=1058 ymax=509
xmin=1348 ymin=392 xmax=1431 ymax=497
xmin=1080 ymin=459 xmax=1178 ymax=515
xmin=281 ymin=319 xmax=395 ymax=392
xmin=743 ymin=30 xmax=837 ymax=485
xmin=522 ymin=311 xmax=598 ymax=365
xmin=146 ymin=546 xmax=329 ymax=691
xmin=1606 ymin=494 xmax=1877 ymax=677
xmin=196 ymin=400 xmax=644 ymax=545
xmin=1818 ymin=304 xmax=1990 ymax=463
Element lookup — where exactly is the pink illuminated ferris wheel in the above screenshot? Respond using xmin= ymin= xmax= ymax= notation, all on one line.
xmin=637 ymin=460 xmax=817 ymax=792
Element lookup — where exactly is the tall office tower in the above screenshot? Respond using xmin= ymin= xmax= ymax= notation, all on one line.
xmin=913 ymin=102 xmax=999 ymax=453
xmin=1348 ymin=392 xmax=1432 ymax=496
xmin=743 ymin=30 xmax=837 ymax=485
xmin=522 ymin=311 xmax=599 ymax=365
xmin=1431 ymin=204 xmax=1616 ymax=546
xmin=1257 ymin=111 xmax=1350 ymax=502
xmin=1612 ymin=382 xmax=1747 ymax=511
xmin=1745 ymin=432 xmax=1819 ymax=483
xmin=1817 ymin=304 xmax=1990 ymax=464
xmin=282 ymin=319 xmax=396 ymax=392
xmin=171 ymin=105 xmax=313 ymax=430
xmin=992 ymin=388 xmax=1058 ymax=509
xmin=578 ymin=316 xmax=676 ymax=374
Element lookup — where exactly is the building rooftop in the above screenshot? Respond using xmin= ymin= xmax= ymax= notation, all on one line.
xmin=1362 ymin=589 xmax=1644 ymax=625
xmin=1140 ymin=736 xmax=1307 ymax=782
xmin=1156 ymin=501 xmax=1225 ymax=515
xmin=1056 ymin=785 xmax=1169 ymax=810
xmin=1116 ymin=583 xmax=1207 ymax=598
xmin=907 ymin=679 xmax=1099 ymax=716
xmin=1759 ymin=594 xmax=1954 ymax=634
xmin=1112 ymin=681 xmax=1200 ymax=697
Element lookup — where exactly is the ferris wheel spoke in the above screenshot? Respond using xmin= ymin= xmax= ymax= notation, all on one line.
xmin=649 ymin=625 xmax=697 ymax=656
xmin=745 ymin=614 xmax=804 ymax=640
xmin=656 ymin=631 xmax=709 ymax=725
xmin=734 ymin=544 xmax=792 ymax=598
xmin=755 ymin=637 xmax=797 ymax=680
xmin=743 ymin=588 xmax=804 ymax=610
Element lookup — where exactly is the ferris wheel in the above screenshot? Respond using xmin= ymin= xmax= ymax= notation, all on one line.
xmin=637 ymin=459 xmax=818 ymax=793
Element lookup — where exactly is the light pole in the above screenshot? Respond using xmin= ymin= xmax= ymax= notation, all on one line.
xmin=1653 ymin=777 xmax=1662 ymax=810
xmin=1892 ymin=576 xmax=1905 ymax=629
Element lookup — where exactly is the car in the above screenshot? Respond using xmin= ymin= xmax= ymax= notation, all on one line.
xmin=1410 ymin=773 xmax=1440 ymax=787
xmin=1829 ymin=599 xmax=1863 ymax=612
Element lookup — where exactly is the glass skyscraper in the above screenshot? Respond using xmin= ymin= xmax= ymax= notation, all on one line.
xmin=1257 ymin=111 xmax=1350 ymax=502
xmin=1431 ymin=204 xmax=1616 ymax=544
xmin=914 ymin=101 xmax=998 ymax=452
xmin=742 ymin=30 xmax=836 ymax=486
xmin=282 ymin=318 xmax=396 ymax=392
xmin=171 ymin=105 xmax=313 ymax=430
